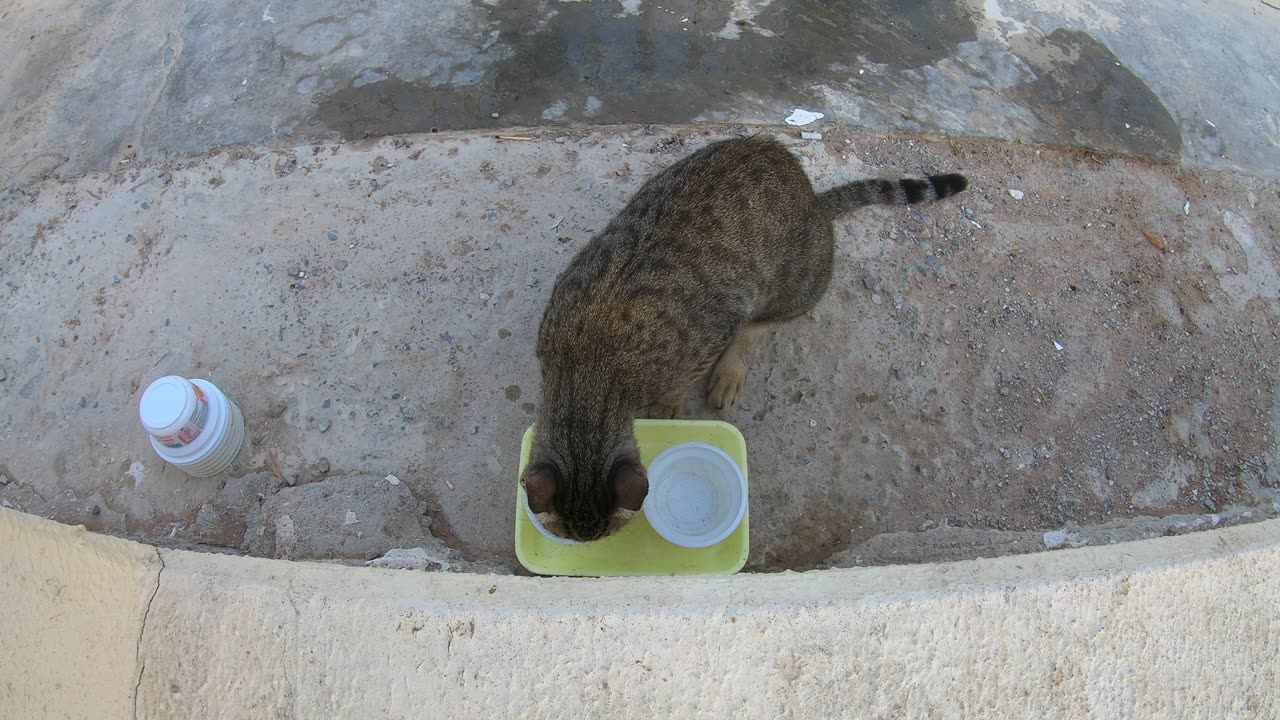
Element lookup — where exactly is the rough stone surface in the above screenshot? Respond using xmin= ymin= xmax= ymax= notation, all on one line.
xmin=7 ymin=509 xmax=1280 ymax=718
xmin=0 ymin=508 xmax=161 ymax=720
xmin=824 ymin=506 xmax=1271 ymax=566
xmin=243 ymin=473 xmax=434 ymax=560
xmin=190 ymin=472 xmax=277 ymax=548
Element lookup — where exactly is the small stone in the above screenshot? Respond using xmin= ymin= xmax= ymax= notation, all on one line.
xmin=809 ymin=419 xmax=818 ymax=428
xmin=1053 ymin=340 xmax=1065 ymax=351
xmin=554 ymin=136 xmax=567 ymax=144
xmin=386 ymin=474 xmax=401 ymax=486
xmin=491 ymin=112 xmax=500 ymax=119
xmin=1203 ymin=496 xmax=1217 ymax=512
xmin=0 ymin=473 xmax=8 ymax=485
xmin=1008 ymin=189 xmax=1025 ymax=200
xmin=322 ymin=399 xmax=332 ymax=409
xmin=327 ymin=230 xmax=339 ymax=241
xmin=999 ymin=387 xmax=1010 ymax=397
xmin=800 ymin=131 xmax=823 ymax=140
xmin=862 ymin=275 xmax=878 ymax=291
xmin=251 ymin=435 xmax=265 ymax=446
xmin=343 ymin=510 xmax=359 ymax=525
xmin=91 ymin=504 xmax=101 ymax=515
xmin=267 ymin=399 xmax=288 ymax=418
xmin=334 ymin=259 xmax=348 ymax=271
xmin=908 ymin=209 xmax=926 ymax=224
xmin=316 ymin=458 xmax=330 ymax=474
xmin=0 ymin=368 xmax=7 ymax=382
xmin=317 ymin=419 xmax=331 ymax=433
xmin=894 ymin=368 xmax=906 ymax=381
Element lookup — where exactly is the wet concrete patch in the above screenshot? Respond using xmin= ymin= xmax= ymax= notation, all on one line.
xmin=315 ymin=0 xmax=978 ymax=138
xmin=1010 ymin=29 xmax=1181 ymax=160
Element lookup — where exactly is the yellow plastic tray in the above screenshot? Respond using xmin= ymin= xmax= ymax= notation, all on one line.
xmin=515 ymin=419 xmax=749 ymax=576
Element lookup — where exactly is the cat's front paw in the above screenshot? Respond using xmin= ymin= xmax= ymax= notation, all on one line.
xmin=706 ymin=361 xmax=747 ymax=411
xmin=647 ymin=399 xmax=685 ymax=419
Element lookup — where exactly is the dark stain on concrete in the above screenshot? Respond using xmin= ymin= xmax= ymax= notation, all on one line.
xmin=1010 ymin=29 xmax=1182 ymax=160
xmin=316 ymin=0 xmax=978 ymax=138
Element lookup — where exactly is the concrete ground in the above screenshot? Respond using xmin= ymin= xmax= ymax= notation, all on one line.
xmin=1 ymin=0 xmax=1278 ymax=572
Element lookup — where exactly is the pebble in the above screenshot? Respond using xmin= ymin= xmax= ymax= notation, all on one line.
xmin=343 ymin=510 xmax=359 ymax=525
xmin=251 ymin=435 xmax=265 ymax=446
xmin=908 ymin=209 xmax=926 ymax=224
xmin=322 ymin=399 xmax=332 ymax=409
xmin=862 ymin=275 xmax=880 ymax=291
xmin=327 ymin=230 xmax=338 ymax=241
xmin=999 ymin=387 xmax=1011 ymax=397
xmin=334 ymin=259 xmax=348 ymax=271
xmin=0 ymin=368 xmax=6 ymax=382
xmin=800 ymin=131 xmax=823 ymax=140
xmin=0 ymin=473 xmax=8 ymax=485
xmin=386 ymin=474 xmax=401 ymax=486
xmin=491 ymin=112 xmax=500 ymax=119
xmin=317 ymin=419 xmax=331 ymax=433
xmin=316 ymin=458 xmax=330 ymax=474
xmin=1008 ymin=189 xmax=1025 ymax=200
xmin=267 ymin=399 xmax=288 ymax=418
xmin=554 ymin=136 xmax=567 ymax=144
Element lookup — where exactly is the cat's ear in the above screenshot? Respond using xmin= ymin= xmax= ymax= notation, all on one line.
xmin=522 ymin=464 xmax=559 ymax=513
xmin=611 ymin=461 xmax=649 ymax=511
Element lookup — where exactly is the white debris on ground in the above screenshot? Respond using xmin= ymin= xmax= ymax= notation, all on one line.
xmin=785 ymin=108 xmax=825 ymax=126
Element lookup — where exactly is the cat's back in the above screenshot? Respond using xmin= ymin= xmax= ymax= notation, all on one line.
xmin=537 ymin=136 xmax=814 ymax=372
xmin=616 ymin=135 xmax=813 ymax=238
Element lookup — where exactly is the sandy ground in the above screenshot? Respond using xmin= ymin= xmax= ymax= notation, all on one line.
xmin=1 ymin=126 xmax=1277 ymax=571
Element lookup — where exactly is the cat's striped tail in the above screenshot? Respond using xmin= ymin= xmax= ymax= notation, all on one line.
xmin=816 ymin=174 xmax=968 ymax=219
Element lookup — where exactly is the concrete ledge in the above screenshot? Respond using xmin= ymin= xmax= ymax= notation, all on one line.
xmin=3 ymin=507 xmax=1277 ymax=718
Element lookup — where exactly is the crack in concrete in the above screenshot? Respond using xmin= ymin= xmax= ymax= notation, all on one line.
xmin=132 ymin=547 xmax=165 ymax=720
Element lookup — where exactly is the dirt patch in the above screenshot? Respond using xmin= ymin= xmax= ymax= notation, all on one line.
xmin=0 ymin=126 xmax=1276 ymax=572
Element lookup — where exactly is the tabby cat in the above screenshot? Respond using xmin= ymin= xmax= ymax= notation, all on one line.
xmin=523 ymin=135 xmax=967 ymax=541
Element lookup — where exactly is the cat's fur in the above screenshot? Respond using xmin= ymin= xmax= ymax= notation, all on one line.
xmin=523 ymin=135 xmax=967 ymax=541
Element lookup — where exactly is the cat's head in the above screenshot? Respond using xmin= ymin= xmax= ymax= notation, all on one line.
xmin=522 ymin=455 xmax=648 ymax=542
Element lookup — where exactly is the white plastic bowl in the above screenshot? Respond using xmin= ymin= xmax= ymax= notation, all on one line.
xmin=643 ymin=442 xmax=747 ymax=549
